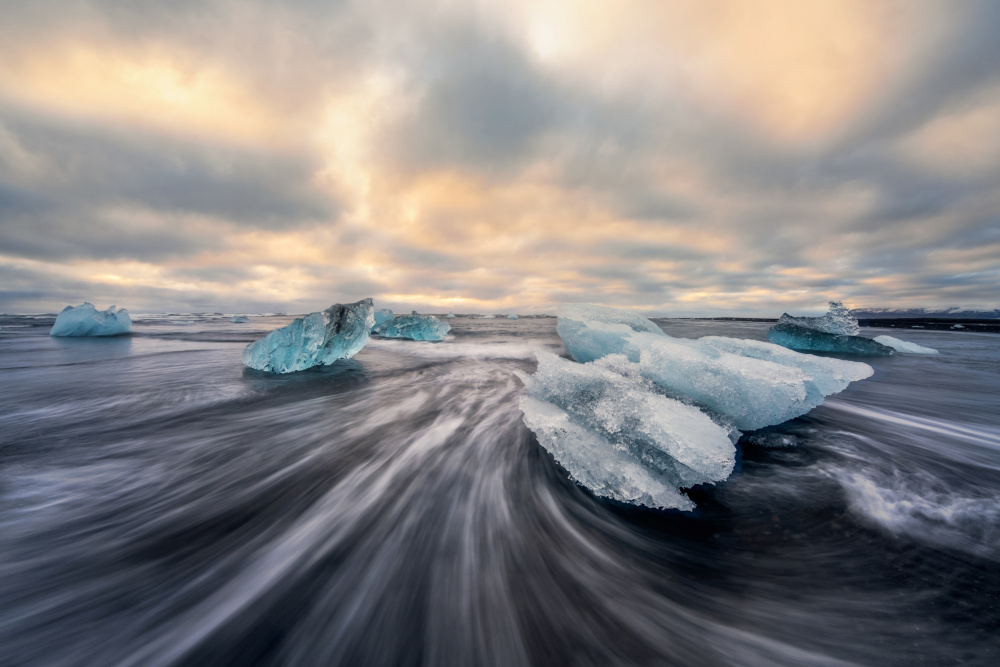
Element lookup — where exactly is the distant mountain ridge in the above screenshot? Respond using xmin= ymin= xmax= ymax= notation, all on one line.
xmin=850 ymin=307 xmax=1000 ymax=319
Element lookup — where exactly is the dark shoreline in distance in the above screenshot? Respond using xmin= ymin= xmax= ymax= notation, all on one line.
xmin=675 ymin=316 xmax=1000 ymax=334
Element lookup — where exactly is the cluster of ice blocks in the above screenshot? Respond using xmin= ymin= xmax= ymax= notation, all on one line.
xmin=50 ymin=303 xmax=132 ymax=337
xmin=517 ymin=304 xmax=874 ymax=510
xmin=373 ymin=311 xmax=450 ymax=341
xmin=242 ymin=299 xmax=374 ymax=373
xmin=767 ymin=301 xmax=893 ymax=355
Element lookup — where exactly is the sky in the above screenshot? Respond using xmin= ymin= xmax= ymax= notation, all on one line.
xmin=1 ymin=0 xmax=998 ymax=316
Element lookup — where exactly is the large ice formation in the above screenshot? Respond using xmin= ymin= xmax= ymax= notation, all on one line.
xmin=508 ymin=313 xmax=518 ymax=320
xmin=873 ymin=335 xmax=939 ymax=355
xmin=242 ymin=298 xmax=374 ymax=373
xmin=767 ymin=301 xmax=893 ymax=355
xmin=373 ymin=311 xmax=450 ymax=341
xmin=373 ymin=309 xmax=394 ymax=330
xmin=517 ymin=353 xmax=735 ymax=510
xmin=231 ymin=316 xmax=250 ymax=323
xmin=50 ymin=303 xmax=131 ymax=337
xmin=516 ymin=304 xmax=874 ymax=509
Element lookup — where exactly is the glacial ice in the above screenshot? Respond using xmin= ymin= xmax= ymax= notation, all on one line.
xmin=50 ymin=303 xmax=131 ymax=337
xmin=767 ymin=301 xmax=893 ymax=355
xmin=517 ymin=304 xmax=875 ymax=509
xmin=873 ymin=335 xmax=939 ymax=355
xmin=481 ymin=314 xmax=496 ymax=319
xmin=508 ymin=313 xmax=518 ymax=319
xmin=776 ymin=301 xmax=860 ymax=336
xmin=373 ymin=311 xmax=450 ymax=341
xmin=231 ymin=316 xmax=250 ymax=323
xmin=242 ymin=298 xmax=374 ymax=373
xmin=767 ymin=322 xmax=894 ymax=356
xmin=516 ymin=353 xmax=735 ymax=510
xmin=373 ymin=309 xmax=394 ymax=330
xmin=446 ymin=312 xmax=456 ymax=319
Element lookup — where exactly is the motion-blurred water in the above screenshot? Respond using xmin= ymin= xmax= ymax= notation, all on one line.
xmin=1 ymin=315 xmax=998 ymax=666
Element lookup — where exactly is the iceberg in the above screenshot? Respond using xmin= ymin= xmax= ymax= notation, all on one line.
xmin=50 ymin=303 xmax=131 ymax=337
xmin=776 ymin=300 xmax=860 ymax=336
xmin=231 ymin=316 xmax=250 ymax=323
xmin=516 ymin=304 xmax=874 ymax=509
xmin=242 ymin=298 xmax=374 ymax=373
xmin=373 ymin=311 xmax=450 ymax=341
xmin=516 ymin=353 xmax=735 ymax=510
xmin=873 ymin=335 xmax=939 ymax=355
xmin=507 ymin=313 xmax=518 ymax=319
xmin=767 ymin=301 xmax=893 ymax=355
xmin=373 ymin=309 xmax=394 ymax=330
xmin=481 ymin=314 xmax=496 ymax=319
xmin=446 ymin=312 xmax=456 ymax=319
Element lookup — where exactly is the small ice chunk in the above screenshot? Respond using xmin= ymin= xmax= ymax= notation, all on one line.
xmin=952 ymin=324 xmax=964 ymax=329
xmin=517 ymin=352 xmax=735 ymax=510
xmin=373 ymin=309 xmax=394 ymax=330
xmin=231 ymin=316 xmax=250 ymax=323
xmin=374 ymin=311 xmax=450 ymax=341
xmin=508 ymin=313 xmax=518 ymax=319
xmin=50 ymin=303 xmax=131 ymax=337
xmin=446 ymin=312 xmax=456 ymax=319
xmin=242 ymin=298 xmax=374 ymax=373
xmin=481 ymin=314 xmax=496 ymax=319
xmin=776 ymin=300 xmax=860 ymax=336
xmin=873 ymin=335 xmax=939 ymax=354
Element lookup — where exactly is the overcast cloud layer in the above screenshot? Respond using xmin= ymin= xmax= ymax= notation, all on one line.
xmin=1 ymin=0 xmax=998 ymax=315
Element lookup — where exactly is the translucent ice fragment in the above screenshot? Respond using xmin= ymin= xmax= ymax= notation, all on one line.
xmin=373 ymin=311 xmax=450 ymax=341
xmin=517 ymin=352 xmax=735 ymax=510
xmin=767 ymin=323 xmax=893 ymax=356
xmin=373 ymin=309 xmax=394 ymax=330
xmin=873 ymin=335 xmax=939 ymax=354
xmin=231 ymin=316 xmax=250 ymax=323
xmin=242 ymin=298 xmax=374 ymax=373
xmin=776 ymin=300 xmax=860 ymax=336
xmin=50 ymin=303 xmax=131 ymax=337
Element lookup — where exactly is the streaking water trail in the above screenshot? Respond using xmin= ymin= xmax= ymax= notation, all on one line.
xmin=1 ymin=315 xmax=998 ymax=665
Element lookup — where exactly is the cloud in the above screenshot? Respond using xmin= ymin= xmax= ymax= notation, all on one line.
xmin=0 ymin=0 xmax=998 ymax=314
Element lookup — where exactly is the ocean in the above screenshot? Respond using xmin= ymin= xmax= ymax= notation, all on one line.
xmin=1 ymin=314 xmax=998 ymax=666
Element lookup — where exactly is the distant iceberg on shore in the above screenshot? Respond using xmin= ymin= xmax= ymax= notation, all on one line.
xmin=446 ymin=312 xmax=456 ymax=319
xmin=768 ymin=301 xmax=893 ymax=356
xmin=50 ymin=303 xmax=131 ymax=337
xmin=516 ymin=303 xmax=873 ymax=510
xmin=481 ymin=314 xmax=496 ymax=319
xmin=242 ymin=298 xmax=374 ymax=373
xmin=231 ymin=316 xmax=250 ymax=323
xmin=873 ymin=335 xmax=939 ymax=355
xmin=507 ymin=313 xmax=518 ymax=319
xmin=373 ymin=309 xmax=394 ymax=330
xmin=373 ymin=311 xmax=450 ymax=341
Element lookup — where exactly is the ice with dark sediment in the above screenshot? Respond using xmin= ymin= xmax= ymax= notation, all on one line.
xmin=516 ymin=304 xmax=873 ymax=509
xmin=373 ymin=311 xmax=450 ymax=341
xmin=373 ymin=309 xmax=394 ymax=330
xmin=767 ymin=301 xmax=894 ymax=355
xmin=50 ymin=303 xmax=131 ymax=337
xmin=873 ymin=335 xmax=939 ymax=354
xmin=242 ymin=298 xmax=374 ymax=373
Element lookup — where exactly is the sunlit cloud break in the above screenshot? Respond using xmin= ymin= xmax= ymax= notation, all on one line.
xmin=1 ymin=0 xmax=998 ymax=315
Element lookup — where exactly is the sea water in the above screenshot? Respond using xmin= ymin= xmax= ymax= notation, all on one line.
xmin=1 ymin=314 xmax=998 ymax=665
